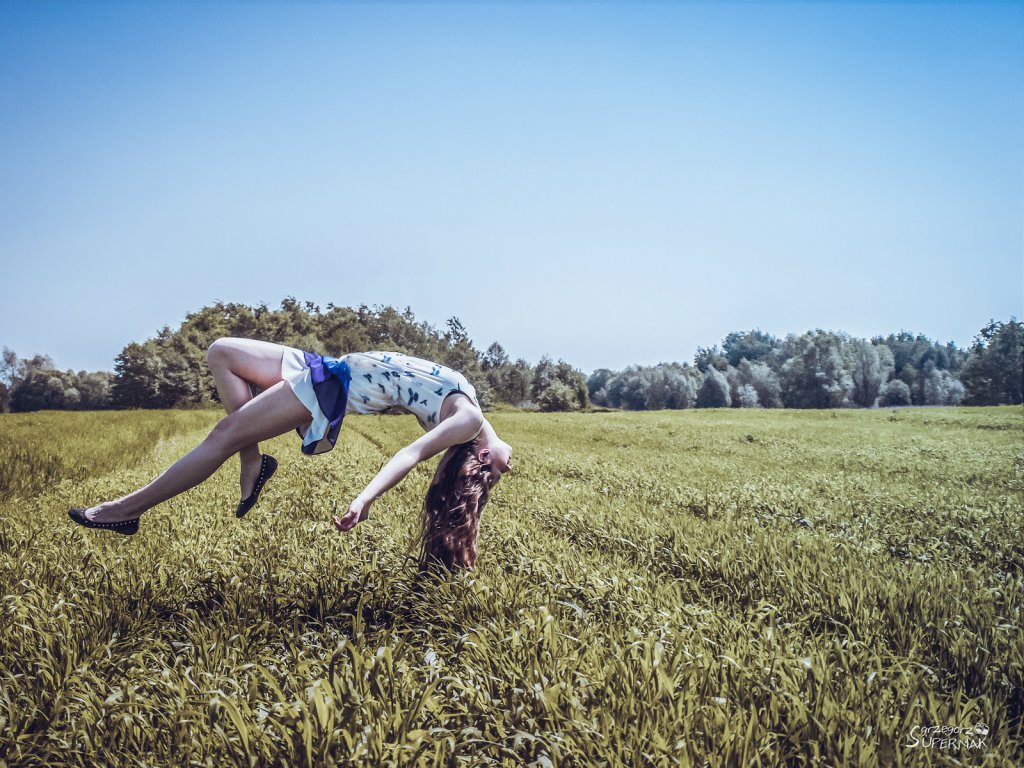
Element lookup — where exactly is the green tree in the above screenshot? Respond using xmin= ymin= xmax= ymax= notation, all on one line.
xmin=441 ymin=317 xmax=479 ymax=373
xmin=879 ymin=379 xmax=912 ymax=407
xmin=488 ymin=356 xmax=533 ymax=405
xmin=503 ymin=359 xmax=534 ymax=405
xmin=111 ymin=341 xmax=163 ymax=407
xmin=915 ymin=361 xmax=965 ymax=406
xmin=848 ymin=340 xmax=894 ymax=408
xmin=591 ymin=364 xmax=700 ymax=410
xmin=587 ymin=368 xmax=616 ymax=404
xmin=1 ymin=347 xmax=19 ymax=385
xmin=555 ymin=360 xmax=590 ymax=409
xmin=779 ymin=330 xmax=852 ymax=408
xmin=9 ymin=368 xmax=74 ymax=411
xmin=645 ymin=364 xmax=699 ymax=410
xmin=321 ymin=304 xmax=372 ymax=355
xmin=0 ymin=347 xmax=18 ymax=412
xmin=961 ymin=319 xmax=1023 ymax=405
xmin=482 ymin=342 xmax=510 ymax=371
xmin=694 ymin=345 xmax=728 ymax=373
xmin=874 ymin=331 xmax=967 ymax=377
xmin=157 ymin=346 xmax=202 ymax=407
xmin=737 ymin=359 xmax=782 ymax=408
xmin=696 ymin=368 xmax=731 ymax=408
xmin=537 ymin=380 xmax=577 ymax=412
xmin=74 ymin=371 xmax=115 ymax=409
xmin=269 ymin=296 xmax=323 ymax=350
xmin=722 ymin=329 xmax=779 ymax=367
xmin=613 ymin=370 xmax=650 ymax=410
xmin=531 ymin=356 xmax=588 ymax=410
xmin=441 ymin=317 xmax=492 ymax=406
xmin=898 ymin=363 xmax=918 ymax=392
xmin=736 ymin=384 xmax=759 ymax=408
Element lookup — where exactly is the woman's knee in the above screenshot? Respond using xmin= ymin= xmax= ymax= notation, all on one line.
xmin=205 ymin=338 xmax=285 ymax=389
xmin=206 ymin=338 xmax=233 ymax=366
xmin=206 ymin=415 xmax=247 ymax=456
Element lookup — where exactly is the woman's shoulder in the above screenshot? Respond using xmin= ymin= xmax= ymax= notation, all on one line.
xmin=440 ymin=392 xmax=484 ymax=435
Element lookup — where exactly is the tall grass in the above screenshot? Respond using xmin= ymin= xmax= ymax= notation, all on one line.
xmin=0 ymin=409 xmax=220 ymax=501
xmin=0 ymin=407 xmax=1021 ymax=766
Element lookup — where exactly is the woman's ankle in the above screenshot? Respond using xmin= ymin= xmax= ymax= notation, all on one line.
xmin=94 ymin=499 xmax=143 ymax=519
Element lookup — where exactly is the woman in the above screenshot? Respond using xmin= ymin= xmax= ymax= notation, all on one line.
xmin=68 ymin=338 xmax=513 ymax=569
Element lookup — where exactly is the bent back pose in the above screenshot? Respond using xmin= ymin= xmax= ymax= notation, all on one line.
xmin=69 ymin=338 xmax=512 ymax=569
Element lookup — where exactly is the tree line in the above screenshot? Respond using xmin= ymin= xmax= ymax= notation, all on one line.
xmin=0 ymin=300 xmax=588 ymax=413
xmin=1 ymin=300 xmax=1021 ymax=413
xmin=589 ymin=323 xmax=1021 ymax=410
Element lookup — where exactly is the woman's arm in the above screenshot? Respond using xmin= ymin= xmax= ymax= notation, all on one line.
xmin=333 ymin=402 xmax=483 ymax=531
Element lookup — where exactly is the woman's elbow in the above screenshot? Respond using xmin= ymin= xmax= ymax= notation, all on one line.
xmin=398 ymin=445 xmax=425 ymax=467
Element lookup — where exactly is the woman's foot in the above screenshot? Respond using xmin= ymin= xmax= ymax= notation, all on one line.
xmin=239 ymin=456 xmax=264 ymax=502
xmin=236 ymin=454 xmax=277 ymax=517
xmin=78 ymin=502 xmax=140 ymax=524
xmin=68 ymin=506 xmax=140 ymax=535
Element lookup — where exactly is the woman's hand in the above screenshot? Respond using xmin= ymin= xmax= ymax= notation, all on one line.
xmin=334 ymin=496 xmax=372 ymax=532
xmin=331 ymin=402 xmax=481 ymax=534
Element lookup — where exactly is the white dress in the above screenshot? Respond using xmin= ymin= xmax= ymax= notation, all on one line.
xmin=281 ymin=348 xmax=479 ymax=455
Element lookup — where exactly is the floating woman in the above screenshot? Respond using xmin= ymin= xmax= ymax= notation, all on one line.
xmin=68 ymin=338 xmax=513 ymax=569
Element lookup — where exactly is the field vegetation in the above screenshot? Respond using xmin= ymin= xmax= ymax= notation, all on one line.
xmin=1 ymin=406 xmax=1021 ymax=766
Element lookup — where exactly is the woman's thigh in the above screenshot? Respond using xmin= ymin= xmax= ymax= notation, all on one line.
xmin=207 ymin=337 xmax=295 ymax=391
xmin=211 ymin=380 xmax=313 ymax=453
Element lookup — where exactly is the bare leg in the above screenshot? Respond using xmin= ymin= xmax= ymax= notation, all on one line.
xmin=205 ymin=338 xmax=293 ymax=500
xmin=85 ymin=379 xmax=313 ymax=522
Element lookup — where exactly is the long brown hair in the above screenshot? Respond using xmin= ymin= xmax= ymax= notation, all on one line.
xmin=418 ymin=441 xmax=496 ymax=570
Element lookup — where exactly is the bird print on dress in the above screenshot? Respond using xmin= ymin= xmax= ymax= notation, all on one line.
xmin=284 ymin=348 xmax=484 ymax=457
xmin=339 ymin=351 xmax=479 ymax=433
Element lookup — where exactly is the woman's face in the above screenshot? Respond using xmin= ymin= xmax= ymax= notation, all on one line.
xmin=430 ymin=439 xmax=512 ymax=489
xmin=478 ymin=440 xmax=513 ymax=482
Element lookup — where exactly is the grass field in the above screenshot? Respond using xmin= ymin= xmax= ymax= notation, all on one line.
xmin=1 ymin=406 xmax=1021 ymax=767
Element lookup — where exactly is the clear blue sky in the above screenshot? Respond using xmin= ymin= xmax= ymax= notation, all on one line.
xmin=1 ymin=1 xmax=1021 ymax=375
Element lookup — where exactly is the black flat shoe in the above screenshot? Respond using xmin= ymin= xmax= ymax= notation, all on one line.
xmin=236 ymin=454 xmax=278 ymax=518
xmin=68 ymin=508 xmax=140 ymax=536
